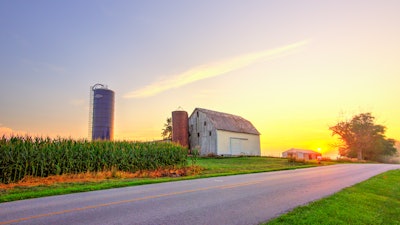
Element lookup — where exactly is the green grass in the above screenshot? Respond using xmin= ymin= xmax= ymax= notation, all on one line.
xmin=0 ymin=156 xmax=318 ymax=203
xmin=264 ymin=169 xmax=400 ymax=225
xmin=196 ymin=156 xmax=318 ymax=176
xmin=0 ymin=177 xmax=180 ymax=203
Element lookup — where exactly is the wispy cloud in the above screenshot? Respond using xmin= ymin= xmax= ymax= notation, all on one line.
xmin=0 ymin=126 xmax=27 ymax=137
xmin=124 ymin=40 xmax=308 ymax=98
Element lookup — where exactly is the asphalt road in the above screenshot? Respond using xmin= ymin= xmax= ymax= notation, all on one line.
xmin=1 ymin=164 xmax=399 ymax=225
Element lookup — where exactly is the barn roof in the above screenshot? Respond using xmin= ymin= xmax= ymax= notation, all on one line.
xmin=283 ymin=148 xmax=321 ymax=154
xmin=192 ymin=108 xmax=260 ymax=135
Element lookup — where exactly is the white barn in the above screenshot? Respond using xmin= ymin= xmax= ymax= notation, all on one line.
xmin=188 ymin=108 xmax=261 ymax=156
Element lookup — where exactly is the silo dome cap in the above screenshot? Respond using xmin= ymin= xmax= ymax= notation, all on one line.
xmin=92 ymin=83 xmax=108 ymax=90
xmin=175 ymin=106 xmax=185 ymax=111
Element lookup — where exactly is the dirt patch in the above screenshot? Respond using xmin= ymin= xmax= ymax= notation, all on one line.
xmin=0 ymin=166 xmax=202 ymax=190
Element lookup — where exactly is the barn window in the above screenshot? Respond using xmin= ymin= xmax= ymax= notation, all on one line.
xmin=197 ymin=111 xmax=199 ymax=117
xmin=197 ymin=133 xmax=200 ymax=137
xmin=209 ymin=131 xmax=212 ymax=136
xmin=204 ymin=121 xmax=207 ymax=126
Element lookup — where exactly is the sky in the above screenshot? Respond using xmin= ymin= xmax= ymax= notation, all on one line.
xmin=1 ymin=0 xmax=399 ymax=157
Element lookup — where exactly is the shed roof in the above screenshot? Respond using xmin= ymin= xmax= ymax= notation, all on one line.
xmin=191 ymin=108 xmax=260 ymax=135
xmin=283 ymin=148 xmax=321 ymax=154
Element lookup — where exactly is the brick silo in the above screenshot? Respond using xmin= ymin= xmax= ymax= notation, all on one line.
xmin=172 ymin=110 xmax=189 ymax=148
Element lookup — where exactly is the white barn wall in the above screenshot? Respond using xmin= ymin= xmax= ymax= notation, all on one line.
xmin=216 ymin=130 xmax=261 ymax=156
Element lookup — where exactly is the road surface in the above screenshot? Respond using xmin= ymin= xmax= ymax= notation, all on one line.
xmin=1 ymin=164 xmax=399 ymax=225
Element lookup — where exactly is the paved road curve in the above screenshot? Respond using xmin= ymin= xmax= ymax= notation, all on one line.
xmin=1 ymin=164 xmax=399 ymax=225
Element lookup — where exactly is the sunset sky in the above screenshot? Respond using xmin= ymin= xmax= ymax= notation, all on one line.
xmin=1 ymin=1 xmax=399 ymax=157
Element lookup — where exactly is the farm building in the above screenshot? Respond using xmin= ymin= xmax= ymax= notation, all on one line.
xmin=181 ymin=108 xmax=261 ymax=156
xmin=282 ymin=148 xmax=321 ymax=160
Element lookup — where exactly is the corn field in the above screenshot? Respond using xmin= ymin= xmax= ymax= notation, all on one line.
xmin=0 ymin=136 xmax=188 ymax=184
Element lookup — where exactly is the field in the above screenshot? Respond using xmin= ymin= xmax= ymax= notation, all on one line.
xmin=0 ymin=136 xmax=188 ymax=184
xmin=264 ymin=169 xmax=400 ymax=225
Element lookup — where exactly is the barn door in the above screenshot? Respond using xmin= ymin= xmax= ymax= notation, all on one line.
xmin=230 ymin=138 xmax=244 ymax=155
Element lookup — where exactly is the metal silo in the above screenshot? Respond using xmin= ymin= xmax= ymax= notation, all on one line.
xmin=172 ymin=110 xmax=189 ymax=148
xmin=89 ymin=84 xmax=115 ymax=141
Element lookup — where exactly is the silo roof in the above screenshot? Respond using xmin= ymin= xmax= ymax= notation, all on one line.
xmin=192 ymin=108 xmax=260 ymax=135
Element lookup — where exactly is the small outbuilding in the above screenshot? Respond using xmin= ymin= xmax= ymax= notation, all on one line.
xmin=188 ymin=108 xmax=261 ymax=156
xmin=282 ymin=148 xmax=321 ymax=160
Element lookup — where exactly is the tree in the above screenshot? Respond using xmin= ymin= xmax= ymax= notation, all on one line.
xmin=329 ymin=112 xmax=397 ymax=161
xmin=161 ymin=117 xmax=172 ymax=140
